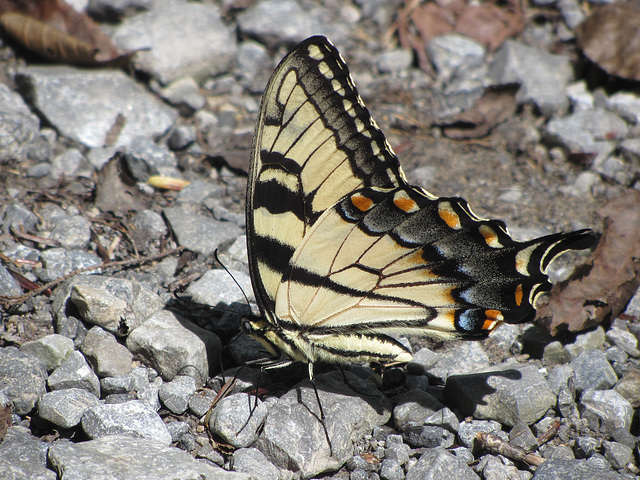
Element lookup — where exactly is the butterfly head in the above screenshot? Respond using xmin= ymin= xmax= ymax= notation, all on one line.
xmin=241 ymin=315 xmax=286 ymax=358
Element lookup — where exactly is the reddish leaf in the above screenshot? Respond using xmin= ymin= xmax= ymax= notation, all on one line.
xmin=576 ymin=2 xmax=640 ymax=81
xmin=0 ymin=0 xmax=132 ymax=66
xmin=436 ymin=84 xmax=518 ymax=139
xmin=537 ymin=191 xmax=640 ymax=335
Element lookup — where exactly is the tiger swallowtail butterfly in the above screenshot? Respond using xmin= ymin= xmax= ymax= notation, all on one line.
xmin=242 ymin=35 xmax=596 ymax=380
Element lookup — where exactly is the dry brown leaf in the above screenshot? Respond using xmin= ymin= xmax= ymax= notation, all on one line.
xmin=395 ymin=0 xmax=523 ymax=72
xmin=0 ymin=0 xmax=131 ymax=66
xmin=94 ymin=154 xmax=149 ymax=215
xmin=436 ymin=84 xmax=518 ymax=139
xmin=576 ymin=2 xmax=640 ymax=81
xmin=537 ymin=191 xmax=640 ymax=335
xmin=0 ymin=406 xmax=10 ymax=442
xmin=455 ymin=1 xmax=524 ymax=51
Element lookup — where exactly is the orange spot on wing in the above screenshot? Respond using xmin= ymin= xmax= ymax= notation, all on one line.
xmin=479 ymin=225 xmax=499 ymax=247
xmin=485 ymin=309 xmax=503 ymax=322
xmin=438 ymin=203 xmax=461 ymax=229
xmin=394 ymin=196 xmax=418 ymax=213
xmin=515 ymin=284 xmax=523 ymax=306
xmin=351 ymin=193 xmax=373 ymax=212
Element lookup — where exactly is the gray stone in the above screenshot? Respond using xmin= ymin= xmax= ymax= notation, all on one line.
xmin=570 ymin=349 xmax=617 ymax=392
xmin=236 ymin=41 xmax=271 ymax=94
xmin=231 ymin=447 xmax=280 ymax=480
xmin=208 ymin=392 xmax=268 ymax=448
xmin=428 ymin=342 xmax=490 ymax=382
xmin=177 ymin=179 xmax=225 ymax=205
xmin=237 ymin=0 xmax=346 ymax=48
xmin=19 ymin=334 xmax=74 ymax=372
xmin=130 ymin=210 xmax=168 ymax=251
xmin=167 ymin=125 xmax=197 ymax=151
xmin=0 ymin=426 xmax=56 ymax=480
xmin=426 ymin=33 xmax=486 ymax=82
xmin=38 ymin=388 xmax=100 ymax=428
xmin=126 ymin=309 xmax=222 ymax=387
xmin=580 ymin=389 xmax=633 ymax=432
xmin=584 ymin=453 xmax=611 ymax=470
xmin=255 ymin=371 xmax=391 ymax=479
xmin=532 ymin=459 xmax=622 ymax=479
xmin=48 ymin=350 xmax=101 ymax=398
xmin=55 ymin=274 xmax=164 ymax=334
xmin=567 ymin=327 xmax=607 ymax=358
xmin=188 ymin=389 xmax=217 ymax=418
xmin=67 ymin=214 xmax=107 ymax=255
xmin=619 ymin=138 xmax=640 ymax=164
xmin=542 ymin=444 xmax=575 ymax=460
xmin=406 ymin=447 xmax=480 ymax=480
xmin=566 ymin=81 xmax=594 ymax=112
xmin=547 ymin=363 xmax=574 ymax=395
xmin=0 ymin=346 xmax=47 ymax=415
xmin=558 ymin=0 xmax=585 ymax=29
xmin=402 ymin=424 xmax=455 ymax=448
xmin=159 ymin=375 xmax=196 ymax=414
xmin=489 ymin=40 xmax=571 ymax=116
xmin=392 ymin=389 xmax=444 ymax=430
xmin=385 ymin=442 xmax=411 ymax=465
xmin=544 ymin=110 xmax=627 ymax=163
xmin=1 ymin=203 xmax=38 ymax=234
xmin=81 ymin=400 xmax=171 ymax=444
xmin=81 ymin=326 xmax=133 ymax=378
xmin=123 ymin=136 xmax=180 ymax=179
xmin=605 ymin=328 xmax=640 ymax=358
xmin=575 ymin=436 xmax=599 ymax=458
xmin=607 ymin=92 xmax=640 ymax=124
xmin=602 ymin=440 xmax=633 ymax=470
xmin=37 ymin=249 xmax=102 ymax=282
xmin=113 ymin=3 xmax=236 ymax=85
xmin=0 ymin=264 xmax=23 ymax=297
xmin=16 ymin=66 xmax=177 ymax=148
xmin=543 ymin=341 xmax=571 ymax=364
xmin=48 ymin=148 xmax=89 ymax=180
xmin=160 ymin=77 xmax=205 ymax=116
xmin=0 ymin=83 xmax=40 ymax=162
xmin=48 ymin=435 xmax=248 ymax=479
xmin=186 ymin=268 xmax=255 ymax=307
xmin=613 ymin=368 xmax=640 ymax=407
xmin=451 ymin=446 xmax=475 ymax=465
xmin=478 ymin=455 xmax=525 ymax=479
xmin=100 ymin=374 xmax=135 ymax=396
xmin=458 ymin=419 xmax=504 ymax=450
xmin=423 ymin=407 xmax=460 ymax=433
xmin=406 ymin=347 xmax=440 ymax=374
xmin=446 ymin=362 xmax=556 ymax=427
xmin=376 ymin=49 xmax=413 ymax=74
xmin=558 ymin=388 xmax=577 ymax=418
xmin=166 ymin=421 xmax=190 ymax=443
xmin=509 ymin=422 xmax=539 ymax=451
xmin=163 ymin=206 xmax=242 ymax=256
xmin=380 ymin=458 xmax=405 ymax=480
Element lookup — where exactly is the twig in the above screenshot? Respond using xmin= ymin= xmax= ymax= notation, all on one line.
xmin=476 ymin=432 xmax=546 ymax=467
xmin=0 ymin=246 xmax=184 ymax=308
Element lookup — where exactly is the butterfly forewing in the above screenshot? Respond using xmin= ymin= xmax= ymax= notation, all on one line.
xmin=247 ymin=36 xmax=407 ymax=314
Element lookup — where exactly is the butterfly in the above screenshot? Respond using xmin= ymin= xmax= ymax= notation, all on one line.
xmin=242 ymin=35 xmax=596 ymax=380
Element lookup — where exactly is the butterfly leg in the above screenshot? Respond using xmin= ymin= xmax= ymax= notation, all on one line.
xmin=308 ymin=362 xmax=334 ymax=456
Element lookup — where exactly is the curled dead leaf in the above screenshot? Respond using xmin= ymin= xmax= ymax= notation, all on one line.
xmin=576 ymin=3 xmax=640 ymax=81
xmin=537 ymin=191 xmax=640 ymax=335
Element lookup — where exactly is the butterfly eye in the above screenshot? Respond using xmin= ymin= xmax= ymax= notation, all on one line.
xmin=241 ymin=320 xmax=252 ymax=334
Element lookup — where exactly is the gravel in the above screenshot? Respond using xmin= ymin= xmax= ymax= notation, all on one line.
xmin=1 ymin=1 xmax=639 ymax=479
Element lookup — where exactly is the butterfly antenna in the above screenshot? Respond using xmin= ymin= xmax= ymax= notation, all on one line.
xmin=309 ymin=363 xmax=333 ymax=456
xmin=213 ymin=249 xmax=252 ymax=309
